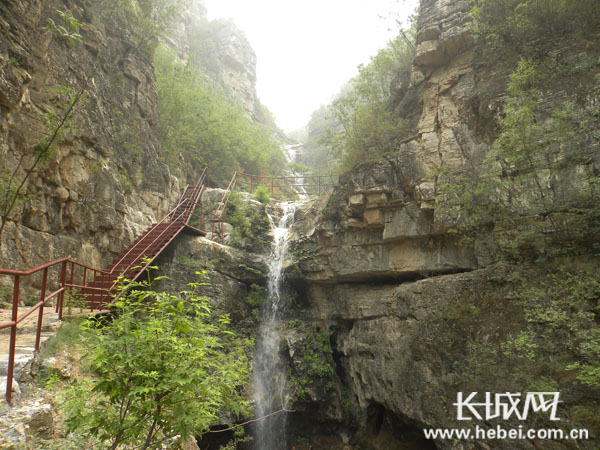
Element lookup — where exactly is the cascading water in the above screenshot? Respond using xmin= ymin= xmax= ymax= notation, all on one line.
xmin=286 ymin=144 xmax=308 ymax=198
xmin=251 ymin=202 xmax=297 ymax=449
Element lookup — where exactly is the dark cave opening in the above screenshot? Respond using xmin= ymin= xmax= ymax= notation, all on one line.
xmin=362 ymin=403 xmax=438 ymax=450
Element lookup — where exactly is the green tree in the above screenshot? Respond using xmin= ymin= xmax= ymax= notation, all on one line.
xmin=62 ymin=274 xmax=251 ymax=450
xmin=318 ymin=23 xmax=416 ymax=170
xmin=154 ymin=45 xmax=284 ymax=185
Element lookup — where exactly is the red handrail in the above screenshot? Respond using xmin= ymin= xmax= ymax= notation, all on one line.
xmin=0 ymin=257 xmax=108 ymax=277
xmin=0 ymin=169 xmax=209 ymax=405
xmin=110 ymin=192 xmax=190 ymax=273
xmin=0 ymin=257 xmax=107 ymax=404
xmin=236 ymin=171 xmax=338 ymax=195
xmin=0 ymin=166 xmax=335 ymax=404
xmin=93 ymin=172 xmax=207 ymax=305
xmin=110 ymin=168 xmax=207 ymax=273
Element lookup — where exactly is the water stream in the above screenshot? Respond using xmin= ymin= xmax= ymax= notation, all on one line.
xmin=251 ymin=201 xmax=297 ymax=449
xmin=286 ymin=144 xmax=308 ymax=198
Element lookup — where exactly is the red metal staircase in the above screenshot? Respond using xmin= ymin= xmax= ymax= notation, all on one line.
xmin=0 ymin=166 xmax=338 ymax=403
xmin=83 ymin=167 xmax=208 ymax=309
xmin=0 ymin=168 xmax=207 ymax=403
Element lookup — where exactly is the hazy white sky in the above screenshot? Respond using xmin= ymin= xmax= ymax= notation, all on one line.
xmin=203 ymin=0 xmax=418 ymax=132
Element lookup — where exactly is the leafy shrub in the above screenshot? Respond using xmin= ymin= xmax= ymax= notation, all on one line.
xmin=62 ymin=275 xmax=250 ymax=449
xmin=246 ymin=284 xmax=265 ymax=320
xmin=502 ymin=264 xmax=600 ymax=389
xmin=253 ymin=184 xmax=271 ymax=204
xmin=225 ymin=191 xmax=270 ymax=252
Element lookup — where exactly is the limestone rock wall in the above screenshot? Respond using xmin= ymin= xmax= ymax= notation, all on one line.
xmin=0 ymin=0 xmax=180 ymax=272
xmin=208 ymin=20 xmax=261 ymax=122
xmin=292 ymin=0 xmax=492 ymax=284
xmin=293 ymin=160 xmax=478 ymax=284
xmin=154 ymin=234 xmax=268 ymax=334
xmin=285 ymin=0 xmax=600 ymax=447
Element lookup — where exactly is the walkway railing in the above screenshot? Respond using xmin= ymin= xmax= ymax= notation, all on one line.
xmin=0 ymin=166 xmax=337 ymax=403
xmin=236 ymin=171 xmax=338 ymax=196
xmin=0 ymin=169 xmax=208 ymax=404
xmin=0 ymin=258 xmax=108 ymax=404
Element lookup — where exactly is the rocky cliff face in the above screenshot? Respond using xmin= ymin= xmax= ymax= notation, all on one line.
xmin=284 ymin=0 xmax=600 ymax=448
xmin=173 ymin=2 xmax=265 ymax=124
xmin=0 ymin=0 xmax=179 ymax=273
xmin=292 ymin=0 xmax=495 ymax=286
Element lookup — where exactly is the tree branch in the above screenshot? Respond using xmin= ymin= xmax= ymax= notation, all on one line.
xmin=199 ymin=407 xmax=296 ymax=436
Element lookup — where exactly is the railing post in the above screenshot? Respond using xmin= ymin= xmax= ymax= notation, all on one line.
xmin=57 ymin=260 xmax=67 ymax=320
xmin=90 ymin=270 xmax=96 ymax=313
xmin=6 ymin=275 xmax=20 ymax=405
xmin=69 ymin=261 xmax=75 ymax=300
xmin=81 ymin=267 xmax=88 ymax=312
xmin=35 ymin=268 xmax=49 ymax=351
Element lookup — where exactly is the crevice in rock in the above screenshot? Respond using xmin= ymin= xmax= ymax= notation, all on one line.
xmin=311 ymin=266 xmax=474 ymax=286
xmin=328 ymin=322 xmax=348 ymax=381
xmin=367 ymin=403 xmax=385 ymax=436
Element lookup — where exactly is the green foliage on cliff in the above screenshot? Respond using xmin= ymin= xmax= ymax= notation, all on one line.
xmin=62 ymin=274 xmax=250 ymax=450
xmin=502 ymin=263 xmax=600 ymax=390
xmin=470 ymin=0 xmax=600 ymax=57
xmin=304 ymin=20 xmax=416 ymax=172
xmin=436 ymin=58 xmax=600 ymax=260
xmin=286 ymin=325 xmax=337 ymax=403
xmin=106 ymin=0 xmax=188 ymax=53
xmin=246 ymin=283 xmax=265 ymax=321
xmin=154 ymin=45 xmax=284 ymax=185
xmin=225 ymin=191 xmax=271 ymax=252
xmin=44 ymin=9 xmax=82 ymax=46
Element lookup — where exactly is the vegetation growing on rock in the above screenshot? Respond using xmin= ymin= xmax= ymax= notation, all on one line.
xmin=225 ymin=191 xmax=271 ymax=253
xmin=437 ymin=2 xmax=600 ymax=261
xmin=300 ymin=18 xmax=416 ymax=172
xmin=155 ymin=45 xmax=285 ymax=186
xmin=62 ymin=272 xmax=250 ymax=449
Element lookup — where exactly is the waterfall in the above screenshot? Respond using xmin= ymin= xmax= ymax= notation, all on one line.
xmin=285 ymin=143 xmax=308 ymax=198
xmin=252 ymin=201 xmax=297 ymax=449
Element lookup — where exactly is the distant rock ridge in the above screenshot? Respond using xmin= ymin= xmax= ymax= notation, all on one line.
xmin=172 ymin=1 xmax=265 ymax=124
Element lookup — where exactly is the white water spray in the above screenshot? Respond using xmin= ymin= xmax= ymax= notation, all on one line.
xmin=252 ymin=202 xmax=297 ymax=449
